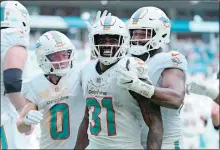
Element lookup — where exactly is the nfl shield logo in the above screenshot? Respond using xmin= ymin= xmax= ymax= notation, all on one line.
xmin=55 ymin=87 xmax=60 ymax=92
xmin=96 ymin=78 xmax=101 ymax=83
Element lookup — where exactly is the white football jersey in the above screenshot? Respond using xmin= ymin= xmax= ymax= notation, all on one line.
xmin=80 ymin=58 xmax=145 ymax=149
xmin=141 ymin=51 xmax=188 ymax=148
xmin=181 ymin=94 xmax=204 ymax=137
xmin=1 ymin=28 xmax=29 ymax=117
xmin=22 ymin=69 xmax=85 ymax=149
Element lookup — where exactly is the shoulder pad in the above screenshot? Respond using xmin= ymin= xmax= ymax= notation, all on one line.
xmin=3 ymin=28 xmax=29 ymax=49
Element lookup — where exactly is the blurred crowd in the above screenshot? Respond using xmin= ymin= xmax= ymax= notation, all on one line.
xmin=173 ymin=38 xmax=219 ymax=78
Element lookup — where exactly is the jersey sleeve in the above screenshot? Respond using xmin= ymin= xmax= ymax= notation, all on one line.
xmin=162 ymin=51 xmax=188 ymax=73
xmin=71 ymin=71 xmax=83 ymax=97
xmin=147 ymin=51 xmax=188 ymax=86
xmin=21 ymin=81 xmax=39 ymax=106
xmin=73 ymin=78 xmax=85 ymax=106
xmin=3 ymin=28 xmax=29 ymax=49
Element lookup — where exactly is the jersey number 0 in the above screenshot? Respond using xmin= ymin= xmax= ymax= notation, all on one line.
xmin=50 ymin=103 xmax=70 ymax=140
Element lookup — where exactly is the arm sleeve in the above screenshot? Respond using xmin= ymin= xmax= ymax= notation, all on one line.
xmin=162 ymin=51 xmax=188 ymax=73
xmin=21 ymin=81 xmax=38 ymax=106
xmin=148 ymin=51 xmax=188 ymax=85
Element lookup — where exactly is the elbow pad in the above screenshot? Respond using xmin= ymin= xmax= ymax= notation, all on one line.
xmin=3 ymin=68 xmax=23 ymax=94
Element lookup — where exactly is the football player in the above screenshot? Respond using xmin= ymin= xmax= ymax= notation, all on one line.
xmin=1 ymin=1 xmax=30 ymax=149
xmin=187 ymin=71 xmax=219 ymax=105
xmin=74 ymin=13 xmax=163 ymax=149
xmin=16 ymin=31 xmax=85 ymax=149
xmin=117 ymin=7 xmax=187 ymax=149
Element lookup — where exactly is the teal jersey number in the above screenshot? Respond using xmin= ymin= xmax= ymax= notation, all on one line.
xmin=50 ymin=103 xmax=70 ymax=140
xmin=86 ymin=97 xmax=116 ymax=136
xmin=1 ymin=126 xmax=8 ymax=149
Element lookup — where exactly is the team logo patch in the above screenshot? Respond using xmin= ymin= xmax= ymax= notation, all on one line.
xmin=171 ymin=57 xmax=182 ymax=66
xmin=36 ymin=42 xmax=42 ymax=48
xmin=134 ymin=57 xmax=144 ymax=64
xmin=159 ymin=16 xmax=170 ymax=28
xmin=171 ymin=51 xmax=180 ymax=57
xmin=55 ymin=87 xmax=60 ymax=92
xmin=172 ymin=53 xmax=180 ymax=57
xmin=14 ymin=6 xmax=28 ymax=18
xmin=137 ymin=66 xmax=145 ymax=74
xmin=96 ymin=78 xmax=101 ymax=83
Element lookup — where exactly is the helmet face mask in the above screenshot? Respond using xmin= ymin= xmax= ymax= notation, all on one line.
xmin=127 ymin=7 xmax=171 ymax=56
xmin=90 ymin=15 xmax=129 ymax=65
xmin=45 ymin=49 xmax=74 ymax=72
xmin=129 ymin=28 xmax=156 ymax=53
xmin=36 ymin=31 xmax=75 ymax=77
xmin=92 ymin=34 xmax=125 ymax=65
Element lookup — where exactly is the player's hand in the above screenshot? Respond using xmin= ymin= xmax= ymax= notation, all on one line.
xmin=117 ymin=57 xmax=155 ymax=98
xmin=117 ymin=65 xmax=139 ymax=90
xmin=117 ymin=58 xmax=152 ymax=90
xmin=186 ymin=80 xmax=207 ymax=95
xmin=85 ymin=10 xmax=111 ymax=32
xmin=186 ymin=80 xmax=219 ymax=100
xmin=24 ymin=110 xmax=44 ymax=126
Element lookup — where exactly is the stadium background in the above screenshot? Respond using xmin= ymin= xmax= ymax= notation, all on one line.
xmin=19 ymin=0 xmax=219 ymax=149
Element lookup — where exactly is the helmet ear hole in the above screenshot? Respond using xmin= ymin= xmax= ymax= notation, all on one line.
xmin=152 ymin=29 xmax=156 ymax=37
xmin=162 ymin=34 xmax=167 ymax=38
xmin=94 ymin=50 xmax=98 ymax=57
xmin=70 ymin=61 xmax=73 ymax=68
xmin=119 ymin=36 xmax=124 ymax=46
xmin=94 ymin=35 xmax=99 ymax=45
xmin=22 ymin=22 xmax=26 ymax=27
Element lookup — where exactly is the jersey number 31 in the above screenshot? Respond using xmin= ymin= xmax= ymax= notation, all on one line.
xmin=86 ymin=97 xmax=116 ymax=136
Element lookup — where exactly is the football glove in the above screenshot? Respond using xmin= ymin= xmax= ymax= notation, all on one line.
xmin=24 ymin=110 xmax=44 ymax=126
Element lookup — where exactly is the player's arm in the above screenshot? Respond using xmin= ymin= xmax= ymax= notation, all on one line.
xmin=118 ymin=57 xmax=186 ymax=109
xmin=74 ymin=107 xmax=89 ymax=149
xmin=16 ymin=99 xmax=37 ymax=134
xmin=214 ymin=94 xmax=219 ymax=106
xmin=187 ymin=80 xmax=219 ymax=106
xmin=130 ymin=90 xmax=163 ymax=149
xmin=3 ymin=46 xmax=28 ymax=111
xmin=151 ymin=68 xmax=186 ymax=109
xmin=16 ymin=99 xmax=43 ymax=134
xmin=211 ymin=102 xmax=219 ymax=130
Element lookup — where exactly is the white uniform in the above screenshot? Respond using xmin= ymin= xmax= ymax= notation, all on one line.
xmin=181 ymin=94 xmax=204 ymax=149
xmin=80 ymin=58 xmax=145 ymax=149
xmin=141 ymin=51 xmax=187 ymax=149
xmin=184 ymin=94 xmax=218 ymax=149
xmin=22 ymin=69 xmax=85 ymax=149
xmin=1 ymin=28 xmax=29 ymax=149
